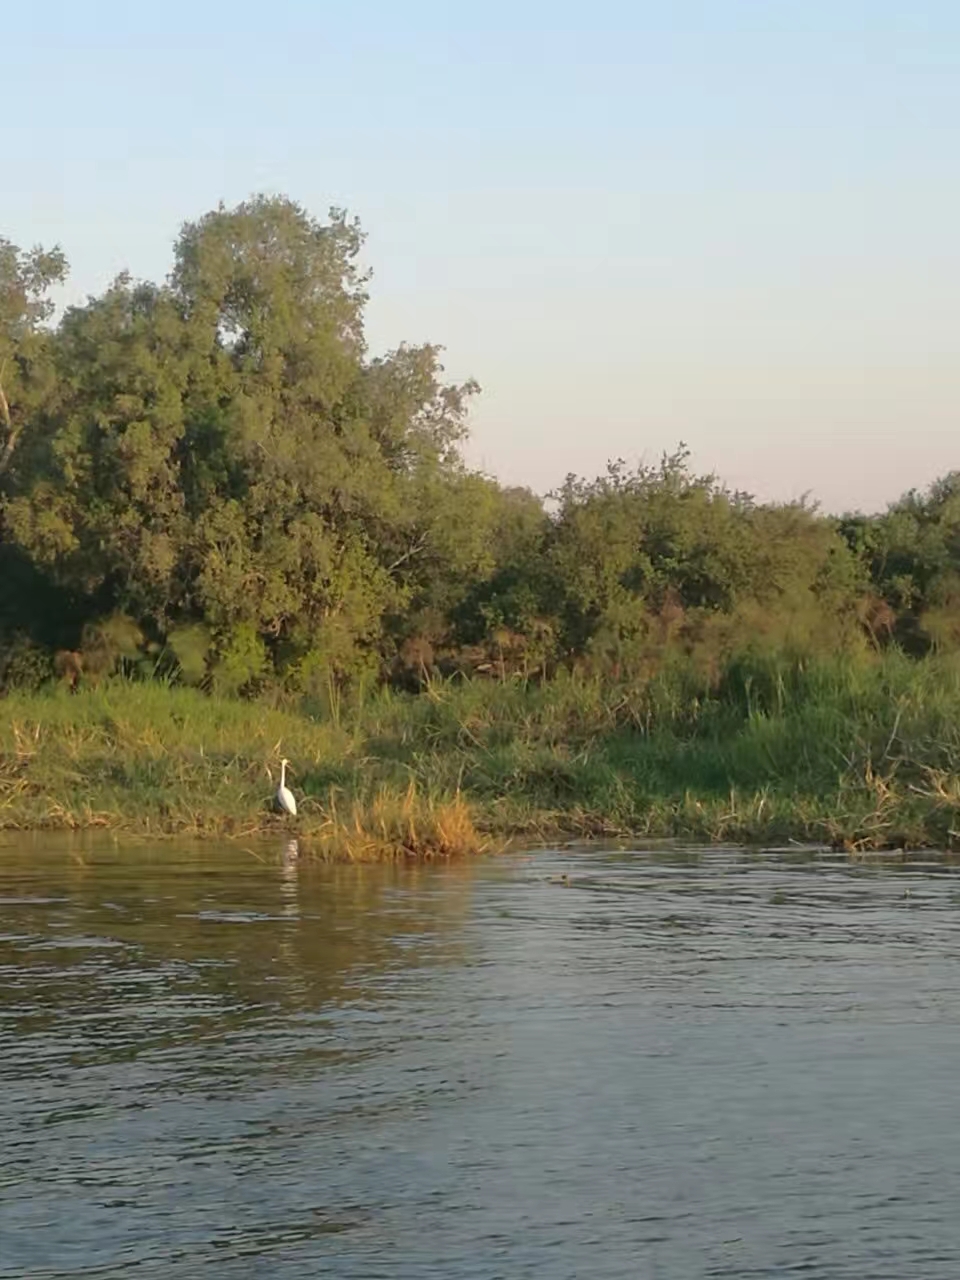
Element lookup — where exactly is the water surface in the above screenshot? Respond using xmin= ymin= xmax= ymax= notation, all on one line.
xmin=2 ymin=837 xmax=960 ymax=1277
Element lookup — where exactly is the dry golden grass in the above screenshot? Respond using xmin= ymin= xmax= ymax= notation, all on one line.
xmin=301 ymin=785 xmax=487 ymax=861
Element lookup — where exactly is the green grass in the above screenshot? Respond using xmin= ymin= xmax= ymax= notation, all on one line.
xmin=3 ymin=651 xmax=960 ymax=855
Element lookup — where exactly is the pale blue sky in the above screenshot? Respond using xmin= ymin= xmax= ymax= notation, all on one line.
xmin=5 ymin=1 xmax=959 ymax=511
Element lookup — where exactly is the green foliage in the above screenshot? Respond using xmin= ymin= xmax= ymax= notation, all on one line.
xmin=839 ymin=473 xmax=960 ymax=653
xmin=0 ymin=197 xmax=959 ymax=696
xmin=0 ymin=237 xmax=67 ymax=482
xmin=166 ymin=624 xmax=212 ymax=686
xmin=210 ymin=623 xmax=269 ymax=696
xmin=0 ymin=198 xmax=483 ymax=684
xmin=0 ymin=633 xmax=53 ymax=691
xmin=80 ymin=612 xmax=147 ymax=680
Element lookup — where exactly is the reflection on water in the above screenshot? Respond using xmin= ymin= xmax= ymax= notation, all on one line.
xmin=2 ymin=838 xmax=960 ymax=1277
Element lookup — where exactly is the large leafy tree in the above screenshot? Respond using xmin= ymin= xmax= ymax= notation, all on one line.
xmin=0 ymin=238 xmax=72 ymax=660
xmin=4 ymin=198 xmax=482 ymax=683
xmin=0 ymin=237 xmax=67 ymax=481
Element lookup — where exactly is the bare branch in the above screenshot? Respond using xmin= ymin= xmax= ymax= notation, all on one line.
xmin=0 ymin=359 xmax=9 ymax=432
xmin=387 ymin=534 xmax=428 ymax=573
xmin=0 ymin=360 xmax=28 ymax=478
xmin=0 ymin=361 xmax=18 ymax=476
xmin=0 ymin=428 xmax=24 ymax=476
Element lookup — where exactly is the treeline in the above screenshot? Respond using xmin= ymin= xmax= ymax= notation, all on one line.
xmin=1 ymin=196 xmax=959 ymax=699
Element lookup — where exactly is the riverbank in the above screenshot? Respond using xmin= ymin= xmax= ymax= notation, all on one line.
xmin=2 ymin=654 xmax=960 ymax=856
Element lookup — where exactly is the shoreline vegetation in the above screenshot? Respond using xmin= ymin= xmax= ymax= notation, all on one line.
xmin=2 ymin=653 xmax=960 ymax=857
xmin=3 ymin=196 xmax=960 ymax=858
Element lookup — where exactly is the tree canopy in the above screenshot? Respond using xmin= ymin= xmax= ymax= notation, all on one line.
xmin=1 ymin=196 xmax=957 ymax=694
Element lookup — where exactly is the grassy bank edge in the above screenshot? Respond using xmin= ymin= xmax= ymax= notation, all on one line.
xmin=2 ymin=665 xmax=960 ymax=858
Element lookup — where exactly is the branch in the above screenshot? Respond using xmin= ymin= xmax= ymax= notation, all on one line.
xmin=0 ymin=419 xmax=23 ymax=479
xmin=387 ymin=534 xmax=428 ymax=573
xmin=0 ymin=361 xmax=17 ymax=476
xmin=0 ymin=360 xmax=9 ymax=432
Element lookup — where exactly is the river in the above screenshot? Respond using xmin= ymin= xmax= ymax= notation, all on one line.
xmin=2 ymin=837 xmax=960 ymax=1277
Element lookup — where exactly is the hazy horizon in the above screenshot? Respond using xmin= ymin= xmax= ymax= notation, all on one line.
xmin=5 ymin=1 xmax=958 ymax=515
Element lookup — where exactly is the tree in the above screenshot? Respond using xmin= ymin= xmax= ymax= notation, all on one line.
xmin=841 ymin=472 xmax=960 ymax=653
xmin=2 ymin=197 xmax=486 ymax=686
xmin=0 ymin=238 xmax=67 ymax=480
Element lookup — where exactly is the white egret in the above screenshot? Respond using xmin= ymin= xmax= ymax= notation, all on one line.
xmin=276 ymin=757 xmax=297 ymax=817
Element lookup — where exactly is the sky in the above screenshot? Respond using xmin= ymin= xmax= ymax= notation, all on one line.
xmin=4 ymin=1 xmax=959 ymax=513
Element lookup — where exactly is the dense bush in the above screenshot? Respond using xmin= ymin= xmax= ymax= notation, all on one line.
xmin=2 ymin=198 xmax=958 ymax=696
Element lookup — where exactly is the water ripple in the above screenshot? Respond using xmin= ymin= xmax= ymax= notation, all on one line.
xmin=2 ymin=843 xmax=960 ymax=1277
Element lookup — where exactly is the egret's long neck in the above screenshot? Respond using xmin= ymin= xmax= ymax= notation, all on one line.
xmin=280 ymin=761 xmax=286 ymax=788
